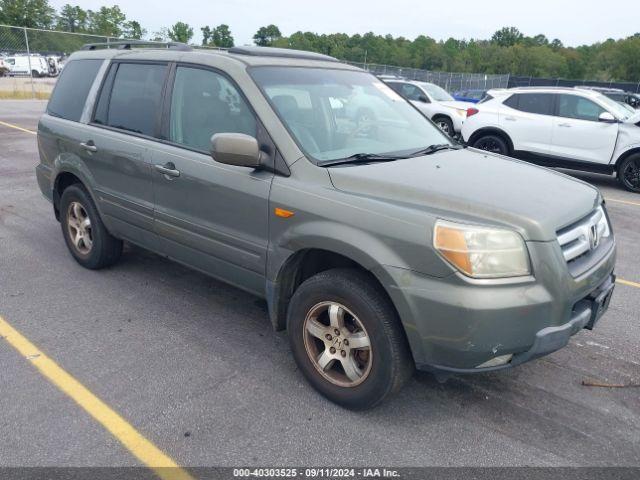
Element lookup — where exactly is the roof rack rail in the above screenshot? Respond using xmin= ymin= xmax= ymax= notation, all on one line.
xmin=228 ymin=46 xmax=338 ymax=62
xmin=81 ymin=40 xmax=192 ymax=51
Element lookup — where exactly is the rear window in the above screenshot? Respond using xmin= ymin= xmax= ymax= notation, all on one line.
xmin=503 ymin=93 xmax=554 ymax=116
xmin=47 ymin=59 xmax=102 ymax=121
xmin=93 ymin=62 xmax=167 ymax=137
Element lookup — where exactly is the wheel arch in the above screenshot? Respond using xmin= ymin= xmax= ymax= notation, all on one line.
xmin=52 ymin=168 xmax=100 ymax=222
xmin=266 ymin=247 xmax=397 ymax=333
xmin=614 ymin=147 xmax=640 ymax=170
xmin=467 ymin=127 xmax=514 ymax=153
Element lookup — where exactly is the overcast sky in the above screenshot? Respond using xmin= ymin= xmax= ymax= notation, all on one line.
xmin=49 ymin=0 xmax=637 ymax=47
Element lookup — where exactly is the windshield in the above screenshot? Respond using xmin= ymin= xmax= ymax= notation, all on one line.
xmin=419 ymin=82 xmax=455 ymax=102
xmin=250 ymin=67 xmax=451 ymax=163
xmin=597 ymin=93 xmax=634 ymax=120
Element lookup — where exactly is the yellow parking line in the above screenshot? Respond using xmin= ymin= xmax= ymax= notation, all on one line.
xmin=606 ymin=197 xmax=640 ymax=207
xmin=0 ymin=119 xmax=36 ymax=135
xmin=617 ymin=278 xmax=640 ymax=289
xmin=0 ymin=315 xmax=194 ymax=480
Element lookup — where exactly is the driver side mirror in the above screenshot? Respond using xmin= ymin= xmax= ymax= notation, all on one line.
xmin=417 ymin=95 xmax=429 ymax=103
xmin=598 ymin=112 xmax=618 ymax=123
xmin=210 ymin=133 xmax=264 ymax=168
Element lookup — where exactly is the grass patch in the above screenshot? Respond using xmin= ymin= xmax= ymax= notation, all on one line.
xmin=0 ymin=90 xmax=50 ymax=100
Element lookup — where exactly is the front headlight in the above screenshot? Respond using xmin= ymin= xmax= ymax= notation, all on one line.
xmin=433 ymin=220 xmax=530 ymax=278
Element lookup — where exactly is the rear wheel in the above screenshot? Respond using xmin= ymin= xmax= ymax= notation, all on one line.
xmin=31 ymin=70 xmax=40 ymax=78
xmin=618 ymin=154 xmax=640 ymax=193
xmin=472 ymin=134 xmax=508 ymax=155
xmin=433 ymin=116 xmax=454 ymax=137
xmin=60 ymin=184 xmax=122 ymax=269
xmin=287 ymin=269 xmax=414 ymax=410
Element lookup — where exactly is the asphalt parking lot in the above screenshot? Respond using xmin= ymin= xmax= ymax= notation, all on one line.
xmin=0 ymin=100 xmax=639 ymax=470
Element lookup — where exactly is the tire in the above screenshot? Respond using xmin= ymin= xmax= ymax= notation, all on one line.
xmin=472 ymin=134 xmax=509 ymax=155
xmin=433 ymin=116 xmax=455 ymax=137
xmin=59 ymin=184 xmax=122 ymax=269
xmin=287 ymin=268 xmax=414 ymax=410
xmin=31 ymin=70 xmax=40 ymax=78
xmin=617 ymin=154 xmax=640 ymax=193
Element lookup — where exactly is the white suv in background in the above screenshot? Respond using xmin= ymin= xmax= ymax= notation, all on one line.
xmin=462 ymin=87 xmax=640 ymax=192
xmin=383 ymin=79 xmax=473 ymax=136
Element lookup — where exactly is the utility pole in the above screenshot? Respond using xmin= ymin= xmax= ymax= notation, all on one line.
xmin=24 ymin=28 xmax=36 ymax=99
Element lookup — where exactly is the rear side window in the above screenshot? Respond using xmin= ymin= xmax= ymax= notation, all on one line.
xmin=504 ymin=93 xmax=555 ymax=115
xmin=47 ymin=59 xmax=102 ymax=121
xmin=93 ymin=62 xmax=167 ymax=136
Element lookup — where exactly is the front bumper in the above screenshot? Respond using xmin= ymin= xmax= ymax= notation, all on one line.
xmin=375 ymin=239 xmax=616 ymax=372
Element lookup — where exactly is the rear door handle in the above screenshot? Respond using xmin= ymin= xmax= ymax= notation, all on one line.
xmin=154 ymin=162 xmax=180 ymax=178
xmin=504 ymin=116 xmax=516 ymax=121
xmin=558 ymin=123 xmax=572 ymax=127
xmin=80 ymin=141 xmax=97 ymax=152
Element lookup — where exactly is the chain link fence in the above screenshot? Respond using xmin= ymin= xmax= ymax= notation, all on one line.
xmin=508 ymin=75 xmax=640 ymax=93
xmin=0 ymin=24 xmax=123 ymax=98
xmin=0 ymin=25 xmax=227 ymax=99
xmin=347 ymin=62 xmax=510 ymax=92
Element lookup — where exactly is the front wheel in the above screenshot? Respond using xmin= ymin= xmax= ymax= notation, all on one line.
xmin=472 ymin=134 xmax=508 ymax=155
xmin=287 ymin=269 xmax=414 ymax=410
xmin=618 ymin=154 xmax=640 ymax=193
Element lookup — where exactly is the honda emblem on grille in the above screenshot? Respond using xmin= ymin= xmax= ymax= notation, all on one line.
xmin=589 ymin=224 xmax=599 ymax=250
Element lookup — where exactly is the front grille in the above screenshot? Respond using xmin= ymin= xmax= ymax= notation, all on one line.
xmin=557 ymin=206 xmax=612 ymax=276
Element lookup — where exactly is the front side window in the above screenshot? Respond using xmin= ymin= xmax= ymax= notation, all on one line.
xmin=48 ymin=59 xmax=102 ymax=122
xmin=557 ymin=95 xmax=605 ymax=122
xmin=251 ymin=67 xmax=451 ymax=163
xmin=94 ymin=62 xmax=167 ymax=136
xmin=169 ymin=67 xmax=256 ymax=152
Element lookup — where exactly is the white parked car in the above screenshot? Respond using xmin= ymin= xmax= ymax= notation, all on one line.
xmin=383 ymin=79 xmax=473 ymax=136
xmin=4 ymin=54 xmax=50 ymax=77
xmin=462 ymin=87 xmax=640 ymax=192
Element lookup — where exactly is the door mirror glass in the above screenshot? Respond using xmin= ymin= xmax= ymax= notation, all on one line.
xmin=210 ymin=133 xmax=263 ymax=168
xmin=417 ymin=94 xmax=429 ymax=103
xmin=598 ymin=111 xmax=617 ymax=123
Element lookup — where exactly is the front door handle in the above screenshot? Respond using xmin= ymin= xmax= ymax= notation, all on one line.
xmin=504 ymin=116 xmax=516 ymax=121
xmin=558 ymin=123 xmax=572 ymax=127
xmin=80 ymin=141 xmax=97 ymax=153
xmin=154 ymin=162 xmax=180 ymax=178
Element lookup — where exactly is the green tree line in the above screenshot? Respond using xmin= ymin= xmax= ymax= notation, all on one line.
xmin=2 ymin=1 xmax=639 ymax=82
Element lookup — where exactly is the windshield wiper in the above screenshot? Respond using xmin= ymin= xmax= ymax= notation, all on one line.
xmin=407 ymin=143 xmax=462 ymax=157
xmin=323 ymin=152 xmax=407 ymax=167
xmin=323 ymin=144 xmax=462 ymax=167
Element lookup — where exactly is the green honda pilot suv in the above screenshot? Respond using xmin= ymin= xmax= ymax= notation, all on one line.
xmin=36 ymin=42 xmax=616 ymax=409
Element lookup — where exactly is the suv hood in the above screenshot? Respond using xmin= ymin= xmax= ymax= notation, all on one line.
xmin=328 ymin=148 xmax=600 ymax=241
xmin=623 ymin=111 xmax=640 ymax=124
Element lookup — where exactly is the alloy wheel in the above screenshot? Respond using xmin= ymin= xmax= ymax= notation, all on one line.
xmin=436 ymin=120 xmax=450 ymax=135
xmin=67 ymin=201 xmax=93 ymax=255
xmin=622 ymin=158 xmax=640 ymax=191
xmin=303 ymin=301 xmax=372 ymax=387
xmin=475 ymin=137 xmax=504 ymax=154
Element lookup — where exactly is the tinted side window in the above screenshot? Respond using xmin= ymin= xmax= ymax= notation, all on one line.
xmin=505 ymin=93 xmax=554 ymax=115
xmin=386 ymin=82 xmax=403 ymax=94
xmin=400 ymin=84 xmax=425 ymax=101
xmin=169 ymin=66 xmax=256 ymax=152
xmin=94 ymin=62 xmax=167 ymax=136
xmin=47 ymin=59 xmax=102 ymax=121
xmin=557 ymin=95 xmax=605 ymax=121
